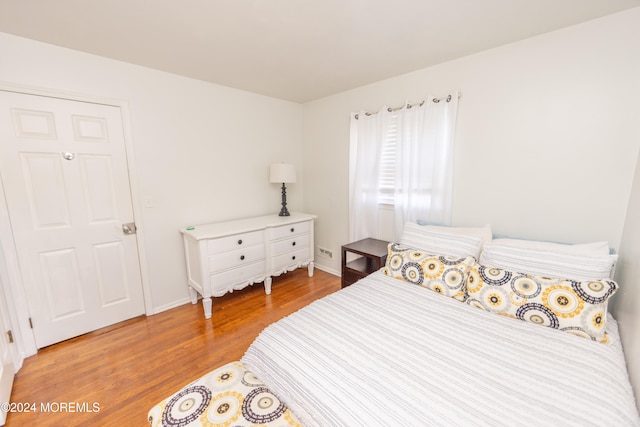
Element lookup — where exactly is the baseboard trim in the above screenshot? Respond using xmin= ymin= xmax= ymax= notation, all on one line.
xmin=152 ymin=296 xmax=192 ymax=315
xmin=314 ymin=264 xmax=340 ymax=277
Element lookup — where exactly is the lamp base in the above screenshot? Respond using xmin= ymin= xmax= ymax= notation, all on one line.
xmin=279 ymin=183 xmax=290 ymax=216
xmin=278 ymin=207 xmax=291 ymax=217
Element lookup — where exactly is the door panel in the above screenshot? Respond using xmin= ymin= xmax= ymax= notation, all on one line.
xmin=21 ymin=152 xmax=71 ymax=228
xmin=79 ymin=155 xmax=118 ymax=223
xmin=0 ymin=91 xmax=145 ymax=348
xmin=11 ymin=108 xmax=57 ymax=139
xmin=72 ymin=114 xmax=109 ymax=142
xmin=94 ymin=241 xmax=130 ymax=305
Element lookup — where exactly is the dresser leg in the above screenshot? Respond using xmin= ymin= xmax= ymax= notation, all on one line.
xmin=308 ymin=262 xmax=314 ymax=277
xmin=264 ymin=277 xmax=272 ymax=295
xmin=202 ymin=297 xmax=212 ymax=319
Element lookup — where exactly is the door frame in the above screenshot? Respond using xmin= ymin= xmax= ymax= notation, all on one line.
xmin=0 ymin=81 xmax=153 ymax=358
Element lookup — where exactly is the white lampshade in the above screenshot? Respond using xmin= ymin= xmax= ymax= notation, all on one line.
xmin=270 ymin=163 xmax=297 ymax=184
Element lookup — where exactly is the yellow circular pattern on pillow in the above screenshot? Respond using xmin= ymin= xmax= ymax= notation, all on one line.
xmin=542 ymin=285 xmax=584 ymax=318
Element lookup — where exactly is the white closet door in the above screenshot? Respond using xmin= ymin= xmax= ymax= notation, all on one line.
xmin=0 ymin=274 xmax=18 ymax=426
xmin=0 ymin=91 xmax=145 ymax=348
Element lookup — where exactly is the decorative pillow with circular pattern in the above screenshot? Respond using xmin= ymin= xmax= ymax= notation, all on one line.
xmin=466 ymin=261 xmax=618 ymax=343
xmin=384 ymin=242 xmax=475 ymax=302
xmin=148 ymin=361 xmax=302 ymax=427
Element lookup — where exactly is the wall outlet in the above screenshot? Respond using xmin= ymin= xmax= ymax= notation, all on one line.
xmin=318 ymin=247 xmax=333 ymax=259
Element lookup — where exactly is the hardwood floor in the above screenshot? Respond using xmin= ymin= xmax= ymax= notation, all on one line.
xmin=6 ymin=268 xmax=341 ymax=426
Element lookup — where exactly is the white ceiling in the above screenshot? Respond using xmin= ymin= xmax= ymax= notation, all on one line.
xmin=1 ymin=0 xmax=638 ymax=103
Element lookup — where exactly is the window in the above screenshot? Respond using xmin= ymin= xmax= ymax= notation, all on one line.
xmin=377 ymin=116 xmax=397 ymax=204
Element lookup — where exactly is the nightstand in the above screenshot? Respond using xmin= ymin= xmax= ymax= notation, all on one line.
xmin=341 ymin=238 xmax=390 ymax=288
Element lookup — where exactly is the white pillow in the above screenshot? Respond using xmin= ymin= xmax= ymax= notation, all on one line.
xmin=421 ymin=224 xmax=492 ymax=244
xmin=479 ymin=243 xmax=617 ymax=281
xmin=400 ymin=222 xmax=484 ymax=259
xmin=490 ymin=238 xmax=610 ymax=257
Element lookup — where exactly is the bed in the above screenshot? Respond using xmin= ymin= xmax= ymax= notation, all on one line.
xmin=150 ymin=223 xmax=640 ymax=426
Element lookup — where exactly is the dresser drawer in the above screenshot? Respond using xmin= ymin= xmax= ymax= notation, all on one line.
xmin=208 ymin=245 xmax=265 ymax=273
xmin=207 ymin=230 xmax=264 ymax=255
xmin=209 ymin=260 xmax=266 ymax=295
xmin=272 ymin=248 xmax=311 ymax=272
xmin=271 ymin=234 xmax=309 ymax=257
xmin=271 ymin=221 xmax=310 ymax=240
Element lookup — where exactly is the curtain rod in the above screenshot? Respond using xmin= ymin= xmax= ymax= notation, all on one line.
xmin=354 ymin=92 xmax=461 ymax=120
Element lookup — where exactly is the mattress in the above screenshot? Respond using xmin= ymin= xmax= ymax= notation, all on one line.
xmin=242 ymin=270 xmax=640 ymax=426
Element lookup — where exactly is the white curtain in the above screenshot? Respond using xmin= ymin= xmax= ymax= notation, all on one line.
xmin=349 ymin=93 xmax=459 ymax=242
xmin=349 ymin=107 xmax=395 ymax=242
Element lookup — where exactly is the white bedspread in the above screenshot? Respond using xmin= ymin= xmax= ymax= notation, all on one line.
xmin=242 ymin=270 xmax=640 ymax=426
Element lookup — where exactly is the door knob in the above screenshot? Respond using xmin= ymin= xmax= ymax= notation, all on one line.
xmin=122 ymin=222 xmax=137 ymax=235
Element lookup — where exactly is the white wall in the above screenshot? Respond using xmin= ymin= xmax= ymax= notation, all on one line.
xmin=0 ymin=33 xmax=304 ymax=314
xmin=303 ymin=7 xmax=640 ymax=272
xmin=615 ymin=148 xmax=640 ymax=408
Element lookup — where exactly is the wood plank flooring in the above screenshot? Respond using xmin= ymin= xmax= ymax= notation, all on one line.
xmin=6 ymin=268 xmax=341 ymax=426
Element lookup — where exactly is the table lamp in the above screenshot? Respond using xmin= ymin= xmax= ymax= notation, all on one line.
xmin=270 ymin=163 xmax=296 ymax=216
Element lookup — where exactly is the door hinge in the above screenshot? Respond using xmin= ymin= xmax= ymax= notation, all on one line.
xmin=29 ymin=317 xmax=33 ymax=329
xmin=6 ymin=330 xmax=13 ymax=343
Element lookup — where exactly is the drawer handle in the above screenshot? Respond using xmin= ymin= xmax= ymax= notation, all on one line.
xmin=290 ymin=227 xmax=294 ymax=232
xmin=237 ymin=239 xmax=243 ymax=245
xmin=292 ymin=255 xmax=296 ymax=260
xmin=240 ymin=255 xmax=245 ymax=260
xmin=292 ymin=241 xmax=296 ymax=246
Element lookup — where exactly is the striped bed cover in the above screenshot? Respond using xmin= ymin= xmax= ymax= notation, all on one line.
xmin=242 ymin=270 xmax=640 ymax=426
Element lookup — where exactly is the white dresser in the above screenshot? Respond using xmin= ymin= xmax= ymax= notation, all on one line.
xmin=181 ymin=212 xmax=316 ymax=318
